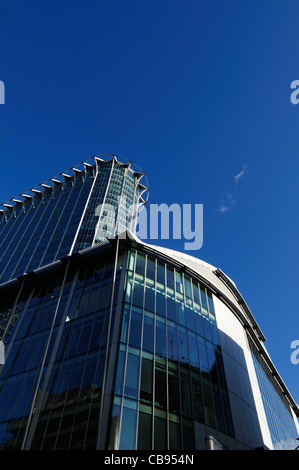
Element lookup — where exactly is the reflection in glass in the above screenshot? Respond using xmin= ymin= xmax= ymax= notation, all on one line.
xmin=119 ymin=399 xmax=138 ymax=450
xmin=124 ymin=348 xmax=140 ymax=400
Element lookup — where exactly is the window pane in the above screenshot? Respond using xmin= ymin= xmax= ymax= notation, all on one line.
xmin=166 ymin=269 xmax=176 ymax=322
xmin=169 ymin=415 xmax=181 ymax=450
xmin=119 ymin=399 xmax=138 ymax=450
xmin=114 ymin=346 xmax=126 ymax=395
xmin=182 ymin=418 xmax=195 ymax=450
xmin=167 ymin=320 xmax=178 ymax=361
xmin=180 ymin=365 xmax=192 ymax=418
xmin=135 ymin=253 xmax=145 ymax=276
xmin=156 ymin=262 xmax=165 ymax=285
xmin=185 ymin=306 xmax=195 ymax=331
xmin=128 ymin=251 xmax=136 ymax=271
xmin=154 ymin=359 xmax=167 ymax=410
xmin=197 ymin=336 xmax=209 ymax=371
xmin=142 ymin=311 xmax=154 ymax=353
xmin=155 ymin=316 xmax=166 ymax=357
xmin=120 ymin=305 xmax=130 ymax=344
xmin=125 ymin=271 xmax=133 ymax=303
xmin=146 ymin=257 xmax=155 ymax=280
xmin=184 ymin=276 xmax=192 ymax=299
xmin=177 ymin=326 xmax=188 ymax=363
xmin=129 ymin=307 xmax=142 ymax=348
xmin=137 ymin=406 xmax=152 ymax=450
xmin=202 ymin=375 xmax=216 ymax=427
xmin=188 ymin=331 xmax=199 ymax=367
xmin=108 ymin=397 xmax=121 ymax=450
xmin=144 ymin=275 xmax=155 ymax=313
xmin=154 ymin=410 xmax=166 ymax=450
xmin=168 ymin=362 xmax=180 ymax=415
xmin=191 ymin=367 xmax=204 ymax=423
xmin=124 ymin=348 xmax=140 ymax=399
xmin=156 ymin=264 xmax=166 ymax=317
xmin=140 ymin=353 xmax=153 ymax=404
xmin=132 ymin=277 xmax=144 ymax=307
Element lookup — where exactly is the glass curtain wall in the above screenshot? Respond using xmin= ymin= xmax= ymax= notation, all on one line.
xmin=108 ymin=249 xmax=235 ymax=450
xmin=0 ymin=170 xmax=94 ymax=284
xmin=0 ymin=157 xmax=143 ymax=285
xmin=0 ymin=250 xmax=122 ymax=450
xmin=73 ymin=160 xmax=140 ymax=251
xmin=248 ymin=335 xmax=299 ymax=450
xmin=0 ymin=245 xmax=235 ymax=450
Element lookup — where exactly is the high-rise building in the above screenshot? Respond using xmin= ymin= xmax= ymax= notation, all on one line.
xmin=0 ymin=156 xmax=298 ymax=451
xmin=0 ymin=155 xmax=148 ymax=285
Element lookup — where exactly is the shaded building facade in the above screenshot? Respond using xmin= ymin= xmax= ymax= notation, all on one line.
xmin=0 ymin=157 xmax=298 ymax=450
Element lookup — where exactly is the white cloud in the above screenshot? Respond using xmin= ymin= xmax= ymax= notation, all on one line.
xmin=234 ymin=164 xmax=247 ymax=184
xmin=217 ymin=194 xmax=236 ymax=215
xmin=217 ymin=165 xmax=247 ymax=215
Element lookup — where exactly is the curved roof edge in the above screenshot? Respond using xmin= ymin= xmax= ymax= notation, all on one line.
xmin=120 ymin=232 xmax=299 ymax=418
xmin=130 ymin=235 xmax=266 ymax=340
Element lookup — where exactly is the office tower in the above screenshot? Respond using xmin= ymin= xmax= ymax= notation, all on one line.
xmin=0 ymin=155 xmax=148 ymax=285
xmin=0 ymin=156 xmax=298 ymax=450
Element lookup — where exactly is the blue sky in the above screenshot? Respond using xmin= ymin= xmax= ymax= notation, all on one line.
xmin=0 ymin=0 xmax=299 ymax=406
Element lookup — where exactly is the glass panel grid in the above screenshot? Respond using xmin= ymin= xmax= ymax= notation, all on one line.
xmin=112 ymin=249 xmax=235 ymax=450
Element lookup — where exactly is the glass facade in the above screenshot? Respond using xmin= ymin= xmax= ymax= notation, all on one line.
xmin=0 ymin=244 xmax=239 ymax=450
xmin=108 ymin=249 xmax=234 ymax=450
xmin=248 ymin=336 xmax=299 ymax=450
xmin=0 ymin=250 xmax=119 ymax=449
xmin=73 ymin=159 xmax=140 ymax=251
xmin=0 ymin=170 xmax=93 ymax=284
xmin=0 ymin=156 xmax=147 ymax=284
xmin=0 ymin=239 xmax=298 ymax=450
xmin=0 ymin=244 xmax=233 ymax=449
xmin=0 ymin=245 xmax=236 ymax=450
xmin=0 ymin=156 xmax=298 ymax=451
